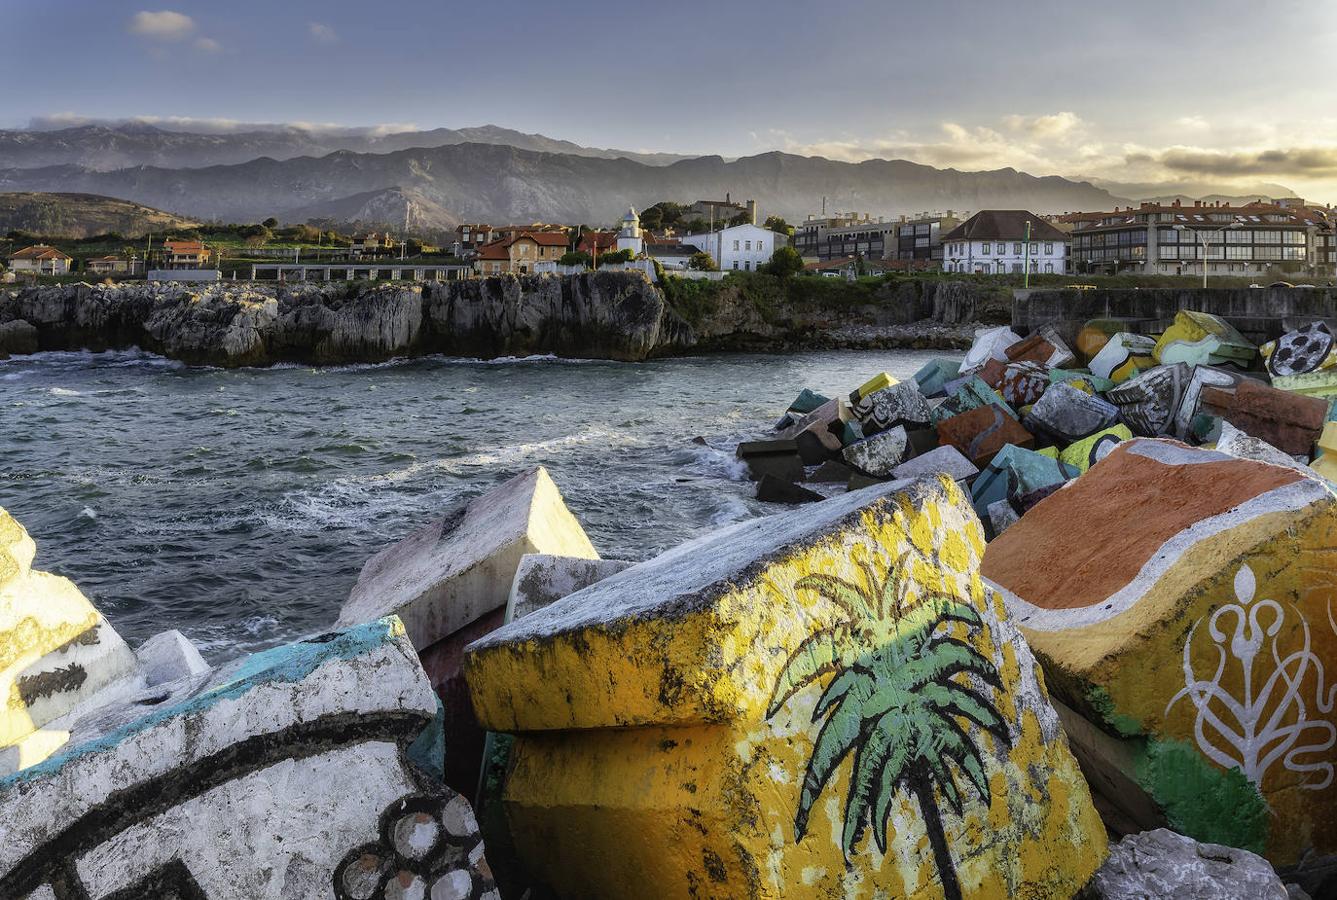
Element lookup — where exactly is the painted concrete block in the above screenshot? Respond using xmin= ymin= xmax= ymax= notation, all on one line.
xmin=841 ymin=426 xmax=909 ymax=477
xmin=1025 ymin=383 xmax=1120 ymax=444
xmin=757 ymin=475 xmax=825 ymax=504
xmin=891 ymin=444 xmax=979 ymax=482
xmin=0 ymin=507 xmax=139 ymax=766
xmin=1106 ymin=363 xmax=1189 ymax=437
xmin=911 ymin=358 xmax=962 ymax=397
xmin=505 ymin=555 xmax=633 ymax=624
xmin=133 ymin=630 xmax=210 ymax=688
xmin=987 ymin=499 xmax=1020 ymax=537
xmin=1154 ymin=310 xmax=1257 ymax=368
xmin=1226 ymin=379 xmax=1328 ymax=458
xmin=854 ymin=372 xmax=896 ymax=400
xmin=999 ymin=361 xmax=1051 ymax=409
xmin=1012 ymin=326 xmax=1077 ymax=368
xmin=1215 ymin=421 xmax=1311 ymax=473
xmin=465 ymin=478 xmax=1107 ymax=899
xmin=735 ymin=440 xmax=806 ymax=483
xmin=982 ymin=439 xmax=1337 ymax=868
xmin=788 ymin=389 xmax=831 ymax=414
xmin=853 ymin=382 xmax=931 ymax=434
xmin=1058 ymin=425 xmax=1133 ymax=474
xmin=1051 ymin=369 xmax=1116 ymax=394
xmin=1311 ymin=422 xmax=1337 ymax=482
xmin=977 ymin=357 xmax=1008 ymax=390
xmin=961 ymin=325 xmax=1023 ymax=372
xmin=1173 ymin=366 xmax=1250 ymax=440
xmin=337 ymin=466 xmax=598 ymax=798
xmin=778 ymin=399 xmax=842 ymax=456
xmin=1261 ymin=322 xmax=1337 ymax=378
xmin=933 ymin=376 xmax=1015 ymax=425
xmin=938 ymin=403 xmax=1036 ymax=468
xmin=971 ymin=444 xmax=1078 ymax=523
xmin=1270 ymin=368 xmax=1337 ymax=400
xmin=0 ymin=617 xmax=497 ymax=899
xmin=1089 ymin=333 xmax=1157 ymax=384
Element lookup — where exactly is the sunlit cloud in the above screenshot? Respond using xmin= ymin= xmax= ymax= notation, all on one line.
xmin=128 ymin=10 xmax=195 ymax=40
xmin=308 ymin=22 xmax=339 ymax=44
xmin=193 ymin=37 xmax=222 ymax=53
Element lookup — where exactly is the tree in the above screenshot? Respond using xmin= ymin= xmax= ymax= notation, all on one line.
xmin=728 ymin=211 xmax=752 ymax=227
xmin=559 ymin=250 xmax=592 ymax=267
xmin=597 ymin=248 xmax=634 ymax=265
xmin=764 ymin=215 xmax=793 ymax=236
xmin=765 ymin=245 xmax=804 ymax=278
xmin=687 ymin=251 xmax=717 ymax=271
xmin=261 ymin=217 xmax=278 ymax=229
xmin=768 ymin=552 xmax=1010 ymax=900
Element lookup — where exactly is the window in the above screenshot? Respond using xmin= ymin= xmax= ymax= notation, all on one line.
xmin=1012 ymin=263 xmax=1023 ymax=273
xmin=1284 ymin=231 xmax=1307 ymax=245
xmin=1256 ymin=230 xmax=1281 ymax=244
xmin=1044 ymin=243 xmax=1054 ymax=254
xmin=1044 ymin=263 xmax=1054 ymax=273
xmin=745 ymin=241 xmax=751 ymax=250
xmin=744 ymin=260 xmax=751 ymax=270
xmin=981 ymin=242 xmax=991 ymax=254
xmin=733 ymin=240 xmax=740 ymax=250
xmin=1029 ymin=243 xmax=1038 ymax=254
xmin=1226 ymin=246 xmax=1251 ymax=260
xmin=732 ymin=260 xmax=740 ymax=269
xmin=1158 ymin=228 xmax=1178 ymax=243
xmin=1283 ymin=246 xmax=1307 ymax=260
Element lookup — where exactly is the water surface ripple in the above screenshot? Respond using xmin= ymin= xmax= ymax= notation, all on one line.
xmin=1 ymin=348 xmax=950 ymax=661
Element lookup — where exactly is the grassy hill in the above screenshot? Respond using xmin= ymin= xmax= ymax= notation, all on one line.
xmin=0 ymin=192 xmax=198 ymax=238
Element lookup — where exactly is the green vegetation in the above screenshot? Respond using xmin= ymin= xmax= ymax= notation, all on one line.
xmin=763 ymin=215 xmax=793 ymax=236
xmin=559 ymin=250 xmax=592 ymax=267
xmin=595 ymin=248 xmax=634 ymax=265
xmin=763 ymin=245 xmax=804 ymax=278
xmin=687 ymin=251 xmax=717 ymax=271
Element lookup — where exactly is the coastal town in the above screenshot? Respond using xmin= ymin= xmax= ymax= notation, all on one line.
xmin=6 ymin=192 xmax=1337 ymax=288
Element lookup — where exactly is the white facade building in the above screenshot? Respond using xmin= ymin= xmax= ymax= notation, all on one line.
xmin=940 ymin=210 xmax=1069 ymax=275
xmin=678 ymin=224 xmax=781 ymax=272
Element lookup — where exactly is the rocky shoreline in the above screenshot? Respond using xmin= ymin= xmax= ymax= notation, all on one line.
xmin=0 ymin=272 xmax=981 ymax=366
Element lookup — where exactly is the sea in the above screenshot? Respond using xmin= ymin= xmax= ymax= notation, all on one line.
xmin=0 ymin=348 xmax=952 ymax=661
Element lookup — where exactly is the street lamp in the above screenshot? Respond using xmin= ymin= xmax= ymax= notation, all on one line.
xmin=1175 ymin=221 xmax=1242 ymax=289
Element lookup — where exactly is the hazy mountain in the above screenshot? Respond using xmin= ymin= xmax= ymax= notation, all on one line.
xmin=285 ymin=187 xmax=462 ymax=233
xmin=0 ymin=192 xmax=198 ymax=238
xmin=0 ymin=143 xmax=1120 ymax=227
xmin=1084 ymin=177 xmax=1301 ymax=206
xmin=0 ymin=123 xmax=693 ymax=171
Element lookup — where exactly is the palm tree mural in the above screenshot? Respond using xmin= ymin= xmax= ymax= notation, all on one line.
xmin=767 ymin=552 xmax=1010 ymax=900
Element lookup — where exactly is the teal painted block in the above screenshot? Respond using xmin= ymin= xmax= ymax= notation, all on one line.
xmin=788 ymin=388 xmax=831 ymax=414
xmin=933 ymin=376 xmax=1016 ymax=425
xmin=911 ymin=358 xmax=963 ymax=398
xmin=970 ymin=444 xmax=1078 ymax=523
xmin=1050 ymin=369 xmax=1115 ymax=393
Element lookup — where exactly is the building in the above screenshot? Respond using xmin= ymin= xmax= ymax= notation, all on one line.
xmin=1060 ymin=199 xmax=1333 ymax=278
xmin=677 ymin=223 xmax=782 ymax=272
xmin=7 ymin=245 xmax=73 ymax=275
xmin=941 ymin=211 xmax=1069 ymax=275
xmin=793 ymin=213 xmax=874 ymax=259
xmin=84 ymin=256 xmax=144 ymax=276
xmin=684 ymin=196 xmax=756 ymax=227
xmin=647 ymin=242 xmax=701 ymax=271
xmin=892 ymin=212 xmax=962 ymax=265
xmin=351 ymin=233 xmax=394 ymax=257
xmin=616 ymin=208 xmax=644 ymax=256
xmin=576 ymin=230 xmax=618 ymax=257
xmin=158 ymin=240 xmax=212 ymax=269
xmin=453 ymin=224 xmax=495 ymax=257
xmin=473 ymin=231 xmax=570 ymax=275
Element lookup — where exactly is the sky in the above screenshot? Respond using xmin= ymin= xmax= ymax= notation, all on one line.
xmin=7 ymin=0 xmax=1337 ymax=200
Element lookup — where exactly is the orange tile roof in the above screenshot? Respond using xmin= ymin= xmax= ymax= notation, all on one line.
xmin=10 ymin=244 xmax=72 ymax=261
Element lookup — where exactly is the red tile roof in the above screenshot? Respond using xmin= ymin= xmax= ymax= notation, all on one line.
xmin=10 ymin=244 xmax=72 ymax=261
xmin=943 ymin=211 xmax=1069 ymax=243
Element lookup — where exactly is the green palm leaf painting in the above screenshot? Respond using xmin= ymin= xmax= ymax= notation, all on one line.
xmin=770 ymin=553 xmax=1010 ymax=900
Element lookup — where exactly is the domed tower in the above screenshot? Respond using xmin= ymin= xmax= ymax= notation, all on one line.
xmin=616 ymin=206 xmax=643 ymax=256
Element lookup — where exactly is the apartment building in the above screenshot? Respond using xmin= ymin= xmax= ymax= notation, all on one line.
xmin=892 ymin=212 xmax=962 ymax=265
xmin=1061 ymin=199 xmax=1333 ymax=277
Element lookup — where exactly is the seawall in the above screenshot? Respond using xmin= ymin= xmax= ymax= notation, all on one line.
xmin=1013 ymin=286 xmax=1337 ymax=346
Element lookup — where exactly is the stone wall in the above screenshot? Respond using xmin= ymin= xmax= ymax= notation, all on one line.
xmin=1013 ymin=286 xmax=1337 ymax=347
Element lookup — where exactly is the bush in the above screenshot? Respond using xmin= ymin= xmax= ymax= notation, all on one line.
xmin=765 ymin=245 xmax=804 ymax=278
xmin=596 ymin=248 xmax=634 ymax=265
xmin=687 ymin=251 xmax=718 ymax=271
xmin=559 ymin=250 xmax=592 ymax=267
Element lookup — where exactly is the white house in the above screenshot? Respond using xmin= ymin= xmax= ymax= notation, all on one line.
xmin=646 ymin=242 xmax=701 ymax=271
xmin=941 ymin=210 xmax=1069 ymax=275
xmin=677 ymin=224 xmax=781 ymax=272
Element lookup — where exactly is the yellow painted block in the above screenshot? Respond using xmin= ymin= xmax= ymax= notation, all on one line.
xmin=0 ymin=507 xmax=138 ymax=753
xmin=984 ymin=439 xmax=1337 ymax=866
xmin=1035 ymin=446 xmax=1059 ymax=460
xmin=1058 ymin=425 xmax=1133 ymax=474
xmin=855 ymin=371 xmax=898 ymax=399
xmin=1312 ymin=453 xmax=1337 ymax=482
xmin=1320 ymin=421 xmax=1337 ymax=454
xmin=466 ymin=478 xmax=1106 ymax=898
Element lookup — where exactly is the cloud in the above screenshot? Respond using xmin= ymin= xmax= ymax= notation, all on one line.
xmin=25 ymin=115 xmax=422 ymax=138
xmin=1155 ymin=146 xmax=1337 ymax=178
xmin=308 ymin=22 xmax=339 ymax=44
xmin=193 ymin=37 xmax=222 ymax=53
xmin=128 ymin=10 xmax=195 ymax=40
xmin=1002 ymin=112 xmax=1084 ymax=140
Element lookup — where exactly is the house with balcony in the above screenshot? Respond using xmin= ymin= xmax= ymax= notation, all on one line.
xmin=8 ymin=245 xmax=73 ymax=275
xmin=158 ymin=240 xmax=212 ymax=269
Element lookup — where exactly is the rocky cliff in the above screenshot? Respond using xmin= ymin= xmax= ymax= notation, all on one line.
xmin=0 ymin=271 xmax=694 ymax=365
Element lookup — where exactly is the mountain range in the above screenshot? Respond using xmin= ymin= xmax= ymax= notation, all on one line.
xmin=0 ymin=139 xmax=1121 ymax=229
